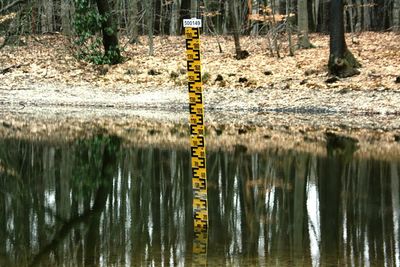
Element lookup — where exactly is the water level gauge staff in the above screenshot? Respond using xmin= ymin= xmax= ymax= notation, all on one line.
xmin=183 ymin=17 xmax=209 ymax=262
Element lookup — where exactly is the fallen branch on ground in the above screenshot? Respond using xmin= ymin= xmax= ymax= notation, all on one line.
xmin=0 ymin=63 xmax=27 ymax=74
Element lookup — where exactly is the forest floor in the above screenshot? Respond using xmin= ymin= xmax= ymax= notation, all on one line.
xmin=0 ymin=32 xmax=400 ymax=159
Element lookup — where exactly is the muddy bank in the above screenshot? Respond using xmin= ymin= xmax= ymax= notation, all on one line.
xmin=1 ymin=83 xmax=400 ymax=160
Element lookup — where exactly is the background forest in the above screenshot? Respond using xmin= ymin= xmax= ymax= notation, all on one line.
xmin=0 ymin=0 xmax=399 ymax=89
xmin=1 ymin=0 xmax=399 ymax=37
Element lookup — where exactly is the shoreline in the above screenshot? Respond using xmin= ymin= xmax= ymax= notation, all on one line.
xmin=1 ymin=82 xmax=400 ymax=160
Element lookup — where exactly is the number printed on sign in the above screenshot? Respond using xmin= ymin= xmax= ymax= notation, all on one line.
xmin=183 ymin=19 xmax=202 ymax=28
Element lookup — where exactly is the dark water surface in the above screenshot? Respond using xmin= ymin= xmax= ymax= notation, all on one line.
xmin=0 ymin=134 xmax=399 ymax=267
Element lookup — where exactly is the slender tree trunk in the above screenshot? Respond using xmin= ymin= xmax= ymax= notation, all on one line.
xmin=170 ymin=0 xmax=180 ymax=35
xmin=347 ymin=0 xmax=356 ymax=42
xmin=154 ymin=0 xmax=161 ymax=33
xmin=229 ymin=0 xmax=249 ymax=59
xmin=298 ymin=0 xmax=313 ymax=48
xmin=248 ymin=0 xmax=259 ymax=35
xmin=313 ymin=0 xmax=320 ymax=31
xmin=191 ymin=0 xmax=197 ymax=17
xmin=96 ymin=0 xmax=122 ymax=64
xmin=355 ymin=0 xmax=362 ymax=32
xmin=223 ymin=0 xmax=229 ymax=34
xmin=394 ymin=0 xmax=400 ymax=31
xmin=60 ymin=0 xmax=71 ymax=35
xmin=146 ymin=0 xmax=154 ymax=56
xmin=180 ymin=0 xmax=190 ymax=33
xmin=328 ymin=0 xmax=360 ymax=77
xmin=286 ymin=0 xmax=294 ymax=56
xmin=363 ymin=0 xmax=370 ymax=30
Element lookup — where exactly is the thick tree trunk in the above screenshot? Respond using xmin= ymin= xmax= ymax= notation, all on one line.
xmin=298 ymin=0 xmax=313 ymax=48
xmin=328 ymin=0 xmax=360 ymax=78
xmin=41 ymin=0 xmax=54 ymax=33
xmin=96 ymin=0 xmax=122 ymax=64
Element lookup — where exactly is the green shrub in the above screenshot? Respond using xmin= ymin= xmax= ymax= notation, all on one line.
xmin=73 ymin=0 xmax=120 ymax=64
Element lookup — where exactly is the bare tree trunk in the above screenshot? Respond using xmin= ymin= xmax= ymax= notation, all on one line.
xmin=229 ymin=0 xmax=249 ymax=59
xmin=223 ymin=0 xmax=229 ymax=34
xmin=60 ymin=0 xmax=71 ymax=35
xmin=41 ymin=0 xmax=54 ymax=33
xmin=394 ymin=0 xmax=400 ymax=31
xmin=347 ymin=0 xmax=356 ymax=42
xmin=355 ymin=0 xmax=362 ymax=32
xmin=313 ymin=0 xmax=320 ymax=30
xmin=154 ymin=0 xmax=161 ymax=33
xmin=170 ymin=0 xmax=180 ymax=35
xmin=298 ymin=0 xmax=313 ymax=48
xmin=363 ymin=0 xmax=370 ymax=30
xmin=146 ymin=0 xmax=154 ymax=56
xmin=286 ymin=0 xmax=294 ymax=56
xmin=128 ymin=0 xmax=139 ymax=43
xmin=191 ymin=0 xmax=197 ymax=17
xmin=96 ymin=0 xmax=123 ymax=64
xmin=248 ymin=0 xmax=259 ymax=35
xmin=328 ymin=0 xmax=360 ymax=77
xmin=180 ymin=0 xmax=190 ymax=33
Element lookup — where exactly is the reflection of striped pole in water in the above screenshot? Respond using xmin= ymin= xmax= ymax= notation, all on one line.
xmin=184 ymin=19 xmax=208 ymax=264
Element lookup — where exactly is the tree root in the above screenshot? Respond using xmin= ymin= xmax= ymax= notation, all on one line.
xmin=328 ymin=49 xmax=361 ymax=78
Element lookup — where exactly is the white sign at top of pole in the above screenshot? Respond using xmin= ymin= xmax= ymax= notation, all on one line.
xmin=183 ymin=18 xmax=202 ymax=28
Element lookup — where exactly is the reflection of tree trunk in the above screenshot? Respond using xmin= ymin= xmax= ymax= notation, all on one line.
xmin=30 ymin=136 xmax=119 ymax=267
xmin=0 ymin=179 xmax=7 ymax=264
xmin=318 ymin=154 xmax=342 ymax=265
xmin=391 ymin=163 xmax=400 ymax=263
xmin=84 ymin=184 xmax=110 ymax=266
xmin=130 ymin=149 xmax=143 ymax=265
xmin=293 ymin=155 xmax=311 ymax=263
xmin=151 ymin=150 xmax=162 ymax=265
xmin=366 ymin=161 xmax=392 ymax=264
xmin=208 ymin=152 xmax=222 ymax=245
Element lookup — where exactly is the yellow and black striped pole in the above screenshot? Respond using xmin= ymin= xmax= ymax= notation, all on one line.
xmin=183 ymin=18 xmax=208 ymax=261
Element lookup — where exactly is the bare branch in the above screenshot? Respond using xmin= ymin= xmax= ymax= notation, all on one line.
xmin=0 ymin=0 xmax=27 ymax=14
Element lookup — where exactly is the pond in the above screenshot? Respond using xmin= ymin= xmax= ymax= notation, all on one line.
xmin=0 ymin=134 xmax=399 ymax=266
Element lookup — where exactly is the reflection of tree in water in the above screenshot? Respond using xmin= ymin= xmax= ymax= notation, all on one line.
xmin=0 ymin=136 xmax=399 ymax=266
